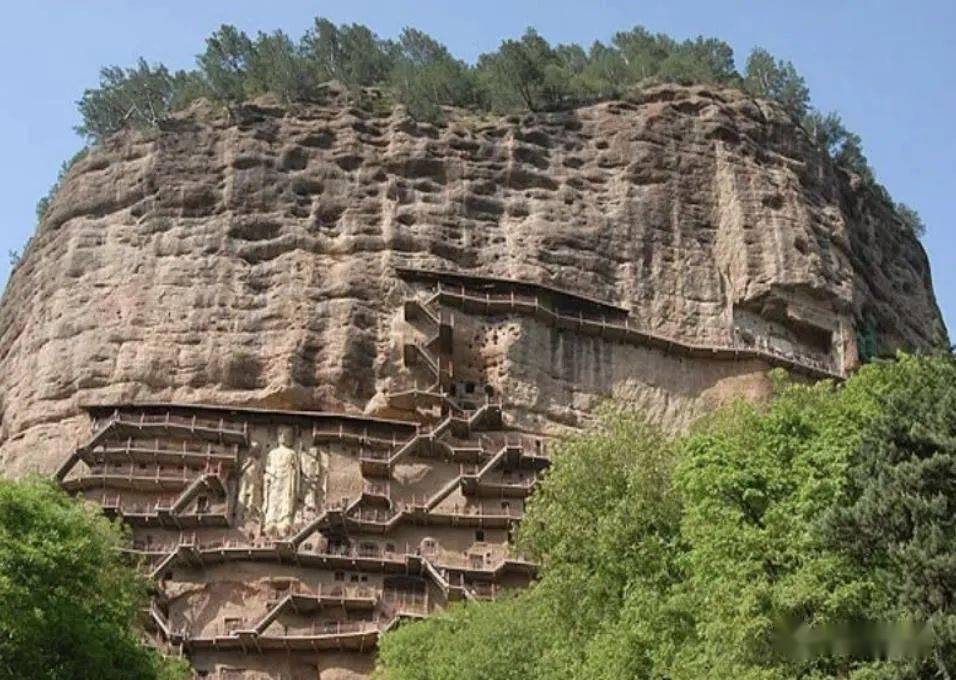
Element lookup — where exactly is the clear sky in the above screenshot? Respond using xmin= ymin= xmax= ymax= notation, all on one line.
xmin=2 ymin=1 xmax=954 ymax=332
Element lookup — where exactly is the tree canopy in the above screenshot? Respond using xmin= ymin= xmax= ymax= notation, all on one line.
xmin=0 ymin=477 xmax=188 ymax=680
xmin=377 ymin=355 xmax=956 ymax=679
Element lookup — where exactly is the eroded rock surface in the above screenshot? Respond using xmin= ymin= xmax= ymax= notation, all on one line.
xmin=0 ymin=84 xmax=946 ymax=475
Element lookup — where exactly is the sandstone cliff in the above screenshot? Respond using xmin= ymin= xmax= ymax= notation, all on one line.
xmin=0 ymin=83 xmax=946 ymax=475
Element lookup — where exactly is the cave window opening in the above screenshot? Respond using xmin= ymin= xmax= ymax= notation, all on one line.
xmin=475 ymin=530 xmax=485 ymax=542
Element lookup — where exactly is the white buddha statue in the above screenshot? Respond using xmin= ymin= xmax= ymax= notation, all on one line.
xmin=262 ymin=427 xmax=300 ymax=536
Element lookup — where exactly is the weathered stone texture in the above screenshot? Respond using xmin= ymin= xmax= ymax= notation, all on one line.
xmin=0 ymin=84 xmax=946 ymax=474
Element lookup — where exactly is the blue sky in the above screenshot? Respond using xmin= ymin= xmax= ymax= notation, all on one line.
xmin=2 ymin=1 xmax=954 ymax=332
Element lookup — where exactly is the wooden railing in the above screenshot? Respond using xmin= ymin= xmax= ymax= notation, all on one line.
xmin=90 ymin=410 xmax=250 ymax=444
xmin=427 ymin=284 xmax=843 ymax=381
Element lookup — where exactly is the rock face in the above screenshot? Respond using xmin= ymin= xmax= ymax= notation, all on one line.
xmin=0 ymin=83 xmax=947 ymax=677
xmin=0 ymin=84 xmax=946 ymax=475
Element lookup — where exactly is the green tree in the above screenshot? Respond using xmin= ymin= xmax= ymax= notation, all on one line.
xmin=0 ymin=477 xmax=188 ymax=680
xmin=660 ymin=36 xmax=737 ymax=85
xmin=896 ymin=202 xmax=926 ymax=237
xmin=825 ymin=355 xmax=956 ymax=679
xmin=477 ymin=29 xmax=566 ymax=112
xmin=801 ymin=109 xmax=879 ymax=185
xmin=76 ymin=59 xmax=180 ymax=142
xmin=610 ymin=27 xmax=674 ymax=82
xmin=389 ymin=28 xmax=475 ymax=122
xmin=550 ymin=43 xmax=594 ymax=103
xmin=196 ymin=25 xmax=256 ymax=105
xmin=167 ymin=70 xmax=208 ymax=111
xmin=744 ymin=47 xmax=810 ymax=118
xmin=301 ymin=19 xmax=395 ymax=88
xmin=834 ymin=130 xmax=873 ymax=181
xmin=517 ymin=410 xmax=688 ymax=679
xmin=803 ymin=110 xmax=851 ymax=156
xmin=246 ymin=30 xmax=315 ymax=101
xmin=670 ymin=374 xmax=887 ymax=679
xmin=377 ymin=412 xmax=688 ymax=679
xmin=376 ymin=595 xmax=551 ymax=680
xmin=579 ymin=40 xmax=629 ymax=99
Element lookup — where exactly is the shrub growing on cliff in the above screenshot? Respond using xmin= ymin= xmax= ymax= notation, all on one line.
xmin=475 ymin=29 xmax=570 ymax=112
xmin=75 ymin=59 xmax=185 ymax=143
xmin=72 ymin=20 xmax=799 ymax=128
xmin=377 ymin=356 xmax=956 ymax=679
xmin=0 ymin=477 xmax=188 ymax=680
xmin=743 ymin=47 xmax=810 ymax=118
xmin=390 ymin=28 xmax=476 ymax=122
xmin=245 ymin=30 xmax=317 ymax=103
xmin=302 ymin=19 xmax=396 ymax=89
xmin=196 ymin=25 xmax=258 ymax=105
xmin=896 ymin=202 xmax=927 ymax=237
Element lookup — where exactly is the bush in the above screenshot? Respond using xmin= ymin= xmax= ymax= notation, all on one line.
xmin=76 ymin=59 xmax=183 ymax=143
xmin=0 ymin=477 xmax=189 ymax=680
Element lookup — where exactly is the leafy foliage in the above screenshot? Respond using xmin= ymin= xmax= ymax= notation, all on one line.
xmin=377 ymin=595 xmax=551 ymax=680
xmin=896 ymin=202 xmax=926 ymax=237
xmin=245 ymin=30 xmax=316 ymax=102
xmin=377 ymin=356 xmax=956 ymax=679
xmin=196 ymin=25 xmax=257 ymax=105
xmin=377 ymin=411 xmax=685 ymax=679
xmin=0 ymin=477 xmax=188 ymax=680
xmin=670 ymin=373 xmax=885 ymax=679
xmin=301 ymin=19 xmax=395 ymax=89
xmin=744 ymin=47 xmax=810 ymax=118
xmin=824 ymin=355 xmax=956 ymax=679
xmin=76 ymin=59 xmax=184 ymax=143
xmin=475 ymin=29 xmax=570 ymax=112
xmin=73 ymin=21 xmax=792 ymax=127
xmin=390 ymin=28 xmax=476 ymax=122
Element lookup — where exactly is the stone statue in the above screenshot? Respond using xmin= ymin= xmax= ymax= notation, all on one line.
xmin=236 ymin=442 xmax=262 ymax=525
xmin=262 ymin=427 xmax=300 ymax=537
xmin=299 ymin=445 xmax=328 ymax=516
